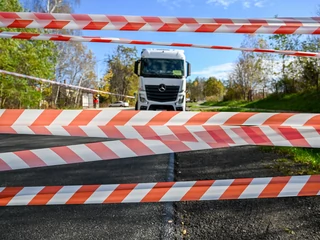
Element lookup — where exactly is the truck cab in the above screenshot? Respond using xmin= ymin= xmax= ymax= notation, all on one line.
xmin=134 ymin=48 xmax=191 ymax=111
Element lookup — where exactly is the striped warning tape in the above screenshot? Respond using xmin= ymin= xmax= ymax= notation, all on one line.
xmin=1 ymin=109 xmax=320 ymax=127
xmin=0 ymin=19 xmax=318 ymax=34
xmin=1 ymin=32 xmax=319 ymax=58
xmin=0 ymin=138 xmax=237 ymax=172
xmin=0 ymin=12 xmax=319 ymax=34
xmin=0 ymin=139 xmax=237 ymax=172
xmin=0 ymin=126 xmax=319 ymax=172
xmin=1 ymin=12 xmax=319 ymax=25
xmin=0 ymin=175 xmax=319 ymax=206
xmin=0 ymin=125 xmax=319 ymax=148
xmin=0 ymin=70 xmax=135 ymax=99
xmin=1 ymin=12 xmax=319 ymax=206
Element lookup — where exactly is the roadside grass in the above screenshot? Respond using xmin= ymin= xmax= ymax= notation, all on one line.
xmin=187 ymin=102 xmax=212 ymax=109
xmin=186 ymin=102 xmax=198 ymax=108
xmin=260 ymin=146 xmax=320 ymax=174
xmin=197 ymin=90 xmax=320 ymax=113
xmin=244 ymin=91 xmax=320 ymax=113
xmin=200 ymin=100 xmax=248 ymax=107
xmin=198 ymin=107 xmax=275 ymax=112
xmin=195 ymin=91 xmax=320 ymax=172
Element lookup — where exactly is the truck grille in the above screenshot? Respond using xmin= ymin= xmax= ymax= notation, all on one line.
xmin=145 ymin=85 xmax=179 ymax=102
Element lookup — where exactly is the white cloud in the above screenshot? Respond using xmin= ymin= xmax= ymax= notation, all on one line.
xmin=193 ymin=62 xmax=235 ymax=79
xmin=157 ymin=0 xmax=194 ymax=9
xmin=206 ymin=0 xmax=267 ymax=9
xmin=206 ymin=0 xmax=237 ymax=9
xmin=254 ymin=0 xmax=265 ymax=7
xmin=243 ymin=1 xmax=251 ymax=8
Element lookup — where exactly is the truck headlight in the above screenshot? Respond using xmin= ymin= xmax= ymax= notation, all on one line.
xmin=178 ymin=95 xmax=184 ymax=104
xmin=139 ymin=94 xmax=146 ymax=103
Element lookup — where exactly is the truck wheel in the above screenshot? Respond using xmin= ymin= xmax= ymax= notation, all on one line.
xmin=135 ymin=101 xmax=138 ymax=110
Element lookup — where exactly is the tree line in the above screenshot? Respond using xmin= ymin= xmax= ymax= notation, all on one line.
xmin=99 ymin=45 xmax=139 ymax=106
xmin=223 ymin=8 xmax=320 ymax=102
xmin=186 ymin=6 xmax=320 ymax=103
xmin=0 ymin=0 xmax=97 ymax=109
xmin=186 ymin=77 xmax=224 ymax=102
xmin=1 ymin=1 xmax=319 ymax=108
xmin=0 ymin=0 xmax=139 ymax=108
xmin=187 ymin=32 xmax=320 ymax=103
xmin=223 ymin=32 xmax=320 ymax=102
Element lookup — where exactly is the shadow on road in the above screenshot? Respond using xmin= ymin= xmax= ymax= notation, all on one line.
xmin=0 ymin=134 xmax=171 ymax=240
xmin=174 ymin=147 xmax=320 ymax=240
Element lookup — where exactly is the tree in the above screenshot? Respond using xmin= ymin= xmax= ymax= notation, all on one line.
xmin=54 ymin=42 xmax=97 ymax=107
xmin=22 ymin=0 xmax=99 ymax=108
xmin=186 ymin=77 xmax=206 ymax=102
xmin=268 ymin=33 xmax=301 ymax=93
xmin=103 ymin=45 xmax=138 ymax=102
xmin=294 ymin=7 xmax=320 ymax=92
xmin=227 ymin=35 xmax=269 ymax=100
xmin=204 ymin=77 xmax=224 ymax=100
xmin=22 ymin=0 xmax=83 ymax=80
xmin=23 ymin=0 xmax=80 ymax=13
xmin=297 ymin=37 xmax=320 ymax=92
xmin=0 ymin=0 xmax=57 ymax=108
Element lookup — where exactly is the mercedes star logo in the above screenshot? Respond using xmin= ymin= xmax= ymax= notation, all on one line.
xmin=158 ymin=84 xmax=166 ymax=92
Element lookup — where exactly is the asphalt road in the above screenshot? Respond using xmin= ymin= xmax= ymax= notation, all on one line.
xmin=0 ymin=135 xmax=172 ymax=240
xmin=0 ymin=135 xmax=319 ymax=240
xmin=174 ymin=148 xmax=320 ymax=240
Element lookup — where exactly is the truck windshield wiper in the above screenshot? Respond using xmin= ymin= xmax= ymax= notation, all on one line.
xmin=142 ymin=73 xmax=162 ymax=77
xmin=169 ymin=75 xmax=183 ymax=78
xmin=142 ymin=73 xmax=183 ymax=78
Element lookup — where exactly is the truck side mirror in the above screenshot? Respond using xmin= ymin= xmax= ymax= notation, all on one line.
xmin=134 ymin=60 xmax=140 ymax=76
xmin=187 ymin=62 xmax=191 ymax=77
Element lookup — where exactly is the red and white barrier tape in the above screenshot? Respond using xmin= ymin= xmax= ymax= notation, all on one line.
xmin=0 ymin=70 xmax=135 ymax=99
xmin=1 ymin=109 xmax=320 ymax=127
xmin=1 ymin=12 xmax=319 ymax=25
xmin=1 ymin=125 xmax=319 ymax=172
xmin=1 ymin=32 xmax=318 ymax=58
xmin=0 ymin=19 xmax=318 ymax=34
xmin=0 ymin=125 xmax=319 ymax=147
xmin=0 ymin=139 xmax=235 ymax=172
xmin=0 ymin=175 xmax=319 ymax=206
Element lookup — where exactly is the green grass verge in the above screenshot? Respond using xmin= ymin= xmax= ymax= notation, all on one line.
xmin=244 ymin=91 xmax=320 ymax=113
xmin=200 ymin=100 xmax=248 ymax=107
xmin=261 ymin=146 xmax=320 ymax=174
xmin=197 ymin=107 xmax=276 ymax=112
xmin=196 ymin=91 xmax=320 ymax=171
xmin=199 ymin=90 xmax=320 ymax=113
xmin=186 ymin=102 xmax=198 ymax=108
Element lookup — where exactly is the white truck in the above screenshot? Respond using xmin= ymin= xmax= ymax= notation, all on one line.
xmin=134 ymin=48 xmax=191 ymax=111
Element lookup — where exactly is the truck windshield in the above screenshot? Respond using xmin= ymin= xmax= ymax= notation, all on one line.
xmin=141 ymin=58 xmax=184 ymax=78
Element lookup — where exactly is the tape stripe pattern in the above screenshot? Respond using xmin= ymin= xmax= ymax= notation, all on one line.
xmin=1 ymin=109 xmax=320 ymax=127
xmin=1 ymin=12 xmax=319 ymax=25
xmin=0 ymin=19 xmax=319 ymax=34
xmin=1 ymin=126 xmax=320 ymax=172
xmin=0 ymin=32 xmax=319 ymax=58
xmin=2 ymin=123 xmax=320 ymax=146
xmin=0 ymin=175 xmax=318 ymax=206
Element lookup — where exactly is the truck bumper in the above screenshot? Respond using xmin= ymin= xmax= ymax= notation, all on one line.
xmin=139 ymin=102 xmax=184 ymax=111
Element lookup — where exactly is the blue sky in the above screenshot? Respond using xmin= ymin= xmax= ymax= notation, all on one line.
xmin=74 ymin=0 xmax=319 ymax=81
